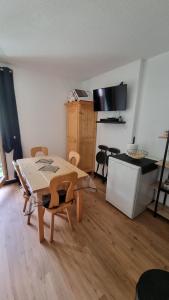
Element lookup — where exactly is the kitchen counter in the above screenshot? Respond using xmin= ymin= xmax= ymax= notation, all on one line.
xmin=113 ymin=153 xmax=158 ymax=174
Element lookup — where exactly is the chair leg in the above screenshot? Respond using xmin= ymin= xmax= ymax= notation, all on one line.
xmin=95 ymin=163 xmax=99 ymax=175
xmin=50 ymin=214 xmax=55 ymax=243
xmin=28 ymin=206 xmax=44 ymax=226
xmin=27 ymin=197 xmax=32 ymax=225
xmin=163 ymin=193 xmax=167 ymax=206
xmin=27 ymin=214 xmax=31 ymax=225
xmin=23 ymin=196 xmax=29 ymax=212
xmin=65 ymin=208 xmax=72 ymax=229
xmin=42 ymin=207 xmax=45 ymax=216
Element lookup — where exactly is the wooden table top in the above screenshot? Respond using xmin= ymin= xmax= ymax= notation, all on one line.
xmin=17 ymin=156 xmax=88 ymax=193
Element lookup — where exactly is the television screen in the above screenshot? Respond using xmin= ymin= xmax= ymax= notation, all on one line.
xmin=93 ymin=84 xmax=127 ymax=111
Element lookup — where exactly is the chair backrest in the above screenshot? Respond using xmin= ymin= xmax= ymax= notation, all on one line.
xmin=12 ymin=161 xmax=30 ymax=196
xmin=49 ymin=172 xmax=78 ymax=209
xmin=31 ymin=146 xmax=48 ymax=157
xmin=68 ymin=151 xmax=80 ymax=167
xmin=108 ymin=147 xmax=120 ymax=155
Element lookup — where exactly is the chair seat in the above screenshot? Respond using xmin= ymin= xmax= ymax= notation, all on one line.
xmin=42 ymin=190 xmax=67 ymax=208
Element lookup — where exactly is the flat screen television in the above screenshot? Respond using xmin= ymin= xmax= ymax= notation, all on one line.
xmin=93 ymin=83 xmax=127 ymax=111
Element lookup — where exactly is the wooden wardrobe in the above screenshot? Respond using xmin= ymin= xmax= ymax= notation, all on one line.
xmin=65 ymin=100 xmax=97 ymax=172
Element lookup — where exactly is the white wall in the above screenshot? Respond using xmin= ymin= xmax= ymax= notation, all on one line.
xmin=4 ymin=51 xmax=169 ymax=181
xmin=135 ymin=52 xmax=169 ymax=206
xmin=81 ymin=52 xmax=169 ymax=161
xmin=13 ymin=66 xmax=77 ymax=158
xmin=136 ymin=51 xmax=169 ymax=160
xmin=5 ymin=66 xmax=77 ymax=179
xmin=81 ymin=60 xmax=142 ymax=154
xmin=81 ymin=52 xmax=169 ymax=205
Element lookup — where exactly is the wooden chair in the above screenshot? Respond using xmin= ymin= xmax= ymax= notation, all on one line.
xmin=12 ymin=161 xmax=31 ymax=219
xmin=68 ymin=151 xmax=80 ymax=167
xmin=31 ymin=146 xmax=48 ymax=157
xmin=42 ymin=172 xmax=78 ymax=242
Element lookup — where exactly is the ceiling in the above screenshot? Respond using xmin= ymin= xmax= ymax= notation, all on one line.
xmin=1 ymin=0 xmax=169 ymax=80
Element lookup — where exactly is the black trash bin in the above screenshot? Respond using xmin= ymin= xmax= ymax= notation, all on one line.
xmin=136 ymin=269 xmax=169 ymax=300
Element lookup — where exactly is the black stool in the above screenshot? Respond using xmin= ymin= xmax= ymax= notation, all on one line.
xmin=106 ymin=147 xmax=120 ymax=178
xmin=106 ymin=147 xmax=120 ymax=164
xmin=95 ymin=145 xmax=108 ymax=179
xmin=136 ymin=269 xmax=169 ymax=300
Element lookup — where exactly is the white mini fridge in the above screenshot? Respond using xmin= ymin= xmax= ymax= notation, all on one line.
xmin=106 ymin=157 xmax=158 ymax=219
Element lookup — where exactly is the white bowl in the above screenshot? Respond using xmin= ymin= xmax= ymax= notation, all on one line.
xmin=127 ymin=150 xmax=148 ymax=160
xmin=127 ymin=144 xmax=138 ymax=152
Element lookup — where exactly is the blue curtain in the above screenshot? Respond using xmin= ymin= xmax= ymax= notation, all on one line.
xmin=0 ymin=67 xmax=23 ymax=160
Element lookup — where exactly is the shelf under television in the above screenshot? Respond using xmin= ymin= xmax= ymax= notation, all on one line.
xmin=96 ymin=120 xmax=126 ymax=124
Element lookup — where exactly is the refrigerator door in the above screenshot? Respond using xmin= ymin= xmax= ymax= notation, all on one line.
xmin=106 ymin=157 xmax=140 ymax=218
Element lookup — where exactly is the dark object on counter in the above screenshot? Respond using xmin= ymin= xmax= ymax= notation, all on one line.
xmin=136 ymin=269 xmax=169 ymax=300
xmin=132 ymin=136 xmax=136 ymax=144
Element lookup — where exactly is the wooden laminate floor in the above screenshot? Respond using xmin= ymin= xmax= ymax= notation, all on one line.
xmin=0 ymin=178 xmax=169 ymax=300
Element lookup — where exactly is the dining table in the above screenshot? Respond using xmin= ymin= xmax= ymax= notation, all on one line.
xmin=17 ymin=155 xmax=89 ymax=242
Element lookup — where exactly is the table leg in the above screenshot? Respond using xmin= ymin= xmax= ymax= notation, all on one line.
xmin=37 ymin=193 xmax=44 ymax=242
xmin=76 ymin=190 xmax=83 ymax=222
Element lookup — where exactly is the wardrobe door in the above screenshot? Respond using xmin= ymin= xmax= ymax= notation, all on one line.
xmin=78 ymin=102 xmax=97 ymax=172
xmin=66 ymin=103 xmax=78 ymax=157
